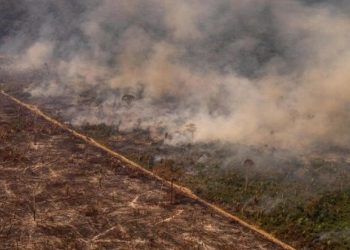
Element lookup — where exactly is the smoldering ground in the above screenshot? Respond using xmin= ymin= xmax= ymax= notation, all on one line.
xmin=1 ymin=0 xmax=350 ymax=156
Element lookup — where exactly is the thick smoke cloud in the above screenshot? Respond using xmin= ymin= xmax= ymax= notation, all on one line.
xmin=1 ymin=0 xmax=350 ymax=154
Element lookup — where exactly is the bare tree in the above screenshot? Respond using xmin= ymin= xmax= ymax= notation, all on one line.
xmin=243 ymin=159 xmax=255 ymax=192
xmin=185 ymin=123 xmax=196 ymax=141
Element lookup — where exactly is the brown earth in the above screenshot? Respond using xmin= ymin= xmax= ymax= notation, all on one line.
xmin=0 ymin=93 xmax=284 ymax=249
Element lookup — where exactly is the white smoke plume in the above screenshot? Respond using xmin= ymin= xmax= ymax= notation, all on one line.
xmin=1 ymin=0 xmax=350 ymax=154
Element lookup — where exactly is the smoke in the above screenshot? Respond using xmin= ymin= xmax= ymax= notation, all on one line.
xmin=1 ymin=0 xmax=350 ymax=154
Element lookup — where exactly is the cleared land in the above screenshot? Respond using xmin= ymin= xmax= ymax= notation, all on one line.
xmin=0 ymin=92 xmax=284 ymax=249
xmin=4 ymin=79 xmax=350 ymax=249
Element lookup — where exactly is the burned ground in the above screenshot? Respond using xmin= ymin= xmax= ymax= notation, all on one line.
xmin=0 ymin=91 xmax=284 ymax=249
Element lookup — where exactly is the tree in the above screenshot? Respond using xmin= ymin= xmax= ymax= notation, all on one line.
xmin=185 ymin=123 xmax=196 ymax=140
xmin=243 ymin=159 xmax=255 ymax=192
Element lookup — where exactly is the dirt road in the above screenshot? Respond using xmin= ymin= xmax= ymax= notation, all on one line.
xmin=0 ymin=93 xmax=286 ymax=249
